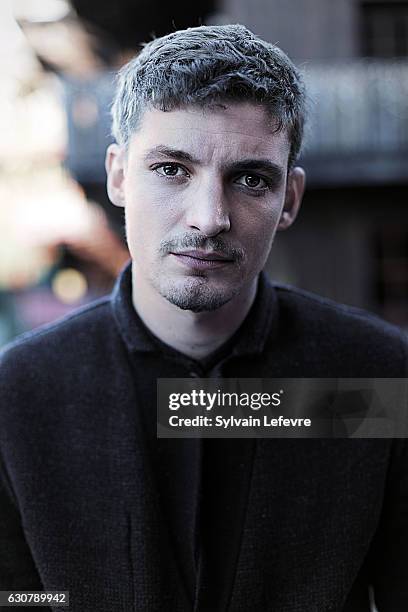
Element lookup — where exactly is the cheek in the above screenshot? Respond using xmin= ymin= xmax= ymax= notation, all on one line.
xmin=124 ymin=187 xmax=182 ymax=255
xmin=245 ymin=228 xmax=274 ymax=271
xmin=238 ymin=204 xmax=281 ymax=255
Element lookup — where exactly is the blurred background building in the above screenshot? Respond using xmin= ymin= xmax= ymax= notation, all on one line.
xmin=0 ymin=0 xmax=407 ymax=346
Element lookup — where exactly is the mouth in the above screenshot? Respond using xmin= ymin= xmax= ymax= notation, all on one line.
xmin=170 ymin=250 xmax=234 ymax=270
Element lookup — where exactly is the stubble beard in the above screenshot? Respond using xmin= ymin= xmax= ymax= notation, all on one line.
xmin=152 ymin=272 xmax=238 ymax=313
xmin=151 ymin=233 xmax=246 ymax=312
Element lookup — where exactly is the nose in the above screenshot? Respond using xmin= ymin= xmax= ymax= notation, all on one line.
xmin=185 ymin=177 xmax=231 ymax=237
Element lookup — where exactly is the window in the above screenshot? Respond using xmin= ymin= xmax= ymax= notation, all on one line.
xmin=361 ymin=1 xmax=408 ymax=57
xmin=373 ymin=224 xmax=408 ymax=327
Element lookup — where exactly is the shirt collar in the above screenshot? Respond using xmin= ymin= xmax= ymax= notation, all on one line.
xmin=110 ymin=260 xmax=278 ymax=358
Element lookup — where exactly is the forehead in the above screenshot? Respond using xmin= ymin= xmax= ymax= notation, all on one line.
xmin=128 ymin=103 xmax=290 ymax=167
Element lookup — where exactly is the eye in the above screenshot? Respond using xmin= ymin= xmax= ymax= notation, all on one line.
xmin=235 ymin=173 xmax=269 ymax=190
xmin=154 ymin=163 xmax=189 ymax=178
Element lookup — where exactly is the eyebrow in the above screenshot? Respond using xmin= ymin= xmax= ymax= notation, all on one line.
xmin=144 ymin=146 xmax=285 ymax=182
xmin=144 ymin=146 xmax=201 ymax=165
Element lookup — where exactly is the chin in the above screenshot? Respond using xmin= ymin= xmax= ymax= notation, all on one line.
xmin=158 ymin=276 xmax=236 ymax=313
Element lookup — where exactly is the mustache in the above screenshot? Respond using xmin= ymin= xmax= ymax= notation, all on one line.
xmin=159 ymin=234 xmax=245 ymax=262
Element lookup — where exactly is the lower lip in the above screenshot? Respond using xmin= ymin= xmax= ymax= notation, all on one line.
xmin=171 ymin=253 xmax=233 ymax=270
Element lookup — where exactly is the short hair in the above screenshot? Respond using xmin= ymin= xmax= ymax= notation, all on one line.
xmin=111 ymin=24 xmax=306 ymax=168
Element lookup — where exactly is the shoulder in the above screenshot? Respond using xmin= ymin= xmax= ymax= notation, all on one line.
xmin=0 ymin=296 xmax=129 ymax=440
xmin=0 ymin=296 xmax=133 ymax=486
xmin=271 ymin=283 xmax=408 ymax=376
xmin=274 ymin=283 xmax=399 ymax=332
xmin=0 ymin=296 xmax=113 ymax=378
xmin=274 ymin=283 xmax=398 ymax=329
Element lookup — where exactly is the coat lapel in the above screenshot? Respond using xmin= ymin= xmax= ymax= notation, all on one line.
xmin=121 ymin=393 xmax=193 ymax=611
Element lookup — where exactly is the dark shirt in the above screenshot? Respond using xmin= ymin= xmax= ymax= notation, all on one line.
xmin=112 ymin=264 xmax=275 ymax=604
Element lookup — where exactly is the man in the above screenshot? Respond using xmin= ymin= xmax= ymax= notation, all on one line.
xmin=0 ymin=24 xmax=407 ymax=612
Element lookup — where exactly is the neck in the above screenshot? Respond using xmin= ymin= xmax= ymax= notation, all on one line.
xmin=131 ymin=265 xmax=258 ymax=360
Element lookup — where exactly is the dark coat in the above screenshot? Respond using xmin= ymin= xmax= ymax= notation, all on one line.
xmin=1 ymin=267 xmax=407 ymax=611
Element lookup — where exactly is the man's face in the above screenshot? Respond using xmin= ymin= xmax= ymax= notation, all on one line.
xmin=107 ymin=102 xmax=304 ymax=312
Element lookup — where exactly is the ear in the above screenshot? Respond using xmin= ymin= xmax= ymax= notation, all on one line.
xmin=105 ymin=143 xmax=126 ymax=208
xmin=278 ymin=166 xmax=306 ymax=231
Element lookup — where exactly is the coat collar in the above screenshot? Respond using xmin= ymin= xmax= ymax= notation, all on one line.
xmin=110 ymin=260 xmax=278 ymax=358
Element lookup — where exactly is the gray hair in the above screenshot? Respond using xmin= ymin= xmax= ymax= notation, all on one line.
xmin=111 ymin=24 xmax=306 ymax=168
